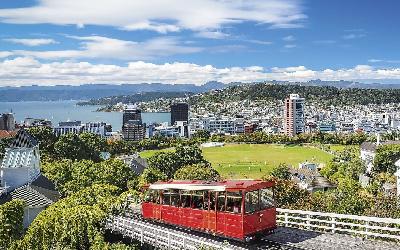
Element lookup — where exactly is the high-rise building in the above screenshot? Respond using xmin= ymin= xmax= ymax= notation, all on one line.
xmin=0 ymin=113 xmax=15 ymax=131
xmin=284 ymin=94 xmax=305 ymax=136
xmin=123 ymin=104 xmax=142 ymax=124
xmin=122 ymin=120 xmax=146 ymax=141
xmin=171 ymin=103 xmax=189 ymax=125
xmin=122 ymin=105 xmax=145 ymax=141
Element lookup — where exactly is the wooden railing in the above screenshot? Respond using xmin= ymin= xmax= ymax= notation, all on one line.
xmin=276 ymin=208 xmax=400 ymax=241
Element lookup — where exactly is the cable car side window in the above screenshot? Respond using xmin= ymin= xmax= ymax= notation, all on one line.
xmin=181 ymin=191 xmax=191 ymax=208
xmin=260 ymin=188 xmax=274 ymax=209
xmin=162 ymin=189 xmax=171 ymax=205
xmin=226 ymin=191 xmax=242 ymax=213
xmin=192 ymin=191 xmax=206 ymax=209
xmin=209 ymin=191 xmax=216 ymax=211
xmin=217 ymin=192 xmax=226 ymax=212
xmin=245 ymin=190 xmax=260 ymax=214
xmin=170 ymin=189 xmax=180 ymax=207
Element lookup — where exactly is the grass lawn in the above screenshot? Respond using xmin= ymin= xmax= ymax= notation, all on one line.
xmin=202 ymin=144 xmax=333 ymax=179
xmin=140 ymin=143 xmax=334 ymax=179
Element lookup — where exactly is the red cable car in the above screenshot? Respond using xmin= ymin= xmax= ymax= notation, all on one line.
xmin=142 ymin=180 xmax=276 ymax=241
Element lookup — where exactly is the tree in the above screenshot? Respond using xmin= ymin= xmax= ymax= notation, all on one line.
xmin=11 ymin=185 xmax=126 ymax=250
xmin=54 ymin=133 xmax=107 ymax=162
xmin=27 ymin=127 xmax=57 ymax=156
xmin=138 ymin=167 xmax=167 ymax=188
xmin=147 ymin=145 xmax=208 ymax=178
xmin=0 ymin=137 xmax=14 ymax=159
xmin=42 ymin=159 xmax=136 ymax=196
xmin=270 ymin=164 xmax=291 ymax=180
xmin=174 ymin=164 xmax=220 ymax=181
xmin=191 ymin=130 xmax=211 ymax=142
xmin=373 ymin=144 xmax=400 ymax=174
xmin=262 ymin=176 xmax=309 ymax=209
xmin=0 ymin=199 xmax=25 ymax=250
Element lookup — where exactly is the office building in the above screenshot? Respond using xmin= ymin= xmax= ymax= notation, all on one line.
xmin=0 ymin=113 xmax=15 ymax=131
xmin=122 ymin=120 xmax=146 ymax=141
xmin=123 ymin=104 xmax=142 ymax=124
xmin=171 ymin=103 xmax=189 ymax=125
xmin=284 ymin=94 xmax=305 ymax=136
xmin=122 ymin=105 xmax=145 ymax=141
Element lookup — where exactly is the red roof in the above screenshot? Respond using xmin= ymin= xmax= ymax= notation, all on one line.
xmin=0 ymin=130 xmax=17 ymax=139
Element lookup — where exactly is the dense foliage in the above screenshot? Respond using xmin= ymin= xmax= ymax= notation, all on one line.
xmin=77 ymin=91 xmax=192 ymax=106
xmin=0 ymin=199 xmax=25 ymax=250
xmin=0 ymin=137 xmax=13 ymax=160
xmin=11 ymin=185 xmax=136 ymax=250
xmin=373 ymin=144 xmax=400 ymax=174
xmin=54 ymin=132 xmax=107 ymax=162
xmin=320 ymin=147 xmax=364 ymax=183
xmin=42 ymin=159 xmax=136 ymax=196
xmin=174 ymin=163 xmax=220 ymax=181
xmin=147 ymin=145 xmax=209 ymax=178
xmin=137 ymin=167 xmax=167 ymax=188
xmin=190 ymin=83 xmax=400 ymax=106
xmin=209 ymin=132 xmax=370 ymax=145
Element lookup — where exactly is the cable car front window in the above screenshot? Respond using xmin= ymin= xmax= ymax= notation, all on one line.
xmin=191 ymin=191 xmax=206 ymax=210
xmin=260 ymin=188 xmax=274 ymax=209
xmin=144 ymin=190 xmax=156 ymax=203
xmin=226 ymin=191 xmax=242 ymax=214
xmin=245 ymin=190 xmax=260 ymax=214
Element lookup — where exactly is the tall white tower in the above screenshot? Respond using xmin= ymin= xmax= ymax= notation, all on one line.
xmin=284 ymin=94 xmax=305 ymax=136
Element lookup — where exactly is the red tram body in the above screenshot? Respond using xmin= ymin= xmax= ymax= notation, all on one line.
xmin=141 ymin=180 xmax=276 ymax=241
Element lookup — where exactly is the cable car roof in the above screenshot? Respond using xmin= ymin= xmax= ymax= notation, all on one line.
xmin=148 ymin=180 xmax=273 ymax=191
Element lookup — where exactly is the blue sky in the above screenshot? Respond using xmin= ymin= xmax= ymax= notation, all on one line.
xmin=0 ymin=0 xmax=399 ymax=86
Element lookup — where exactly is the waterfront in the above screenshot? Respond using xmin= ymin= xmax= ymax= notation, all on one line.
xmin=0 ymin=100 xmax=170 ymax=131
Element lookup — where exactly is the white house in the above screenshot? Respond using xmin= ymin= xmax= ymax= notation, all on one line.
xmin=0 ymin=129 xmax=59 ymax=228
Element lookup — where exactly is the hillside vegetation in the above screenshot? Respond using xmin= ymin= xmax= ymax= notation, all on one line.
xmin=189 ymin=83 xmax=400 ymax=106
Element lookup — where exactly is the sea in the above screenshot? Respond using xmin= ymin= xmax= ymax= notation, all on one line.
xmin=0 ymin=100 xmax=171 ymax=131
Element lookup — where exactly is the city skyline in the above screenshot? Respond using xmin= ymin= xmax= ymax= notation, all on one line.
xmin=0 ymin=0 xmax=399 ymax=86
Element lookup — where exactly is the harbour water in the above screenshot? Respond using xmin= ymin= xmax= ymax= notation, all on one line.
xmin=0 ymin=100 xmax=170 ymax=131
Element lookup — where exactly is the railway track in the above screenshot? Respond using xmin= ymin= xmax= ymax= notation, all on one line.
xmin=106 ymin=211 xmax=305 ymax=250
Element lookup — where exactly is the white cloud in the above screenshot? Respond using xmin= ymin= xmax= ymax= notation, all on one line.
xmin=284 ymin=44 xmax=297 ymax=49
xmin=1 ymin=58 xmax=400 ymax=87
xmin=3 ymin=38 xmax=58 ymax=46
xmin=368 ymin=59 xmax=400 ymax=64
xmin=342 ymin=33 xmax=366 ymax=40
xmin=3 ymin=36 xmax=202 ymax=60
xmin=195 ymin=31 xmax=230 ymax=39
xmin=0 ymin=51 xmax=13 ymax=58
xmin=122 ymin=21 xmax=180 ymax=33
xmin=313 ymin=40 xmax=336 ymax=44
xmin=283 ymin=35 xmax=295 ymax=42
xmin=0 ymin=0 xmax=306 ymax=32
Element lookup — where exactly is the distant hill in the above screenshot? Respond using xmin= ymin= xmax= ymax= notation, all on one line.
xmin=0 ymin=80 xmax=398 ymax=102
xmin=0 ymin=82 xmax=225 ymax=102
xmin=189 ymin=83 xmax=400 ymax=106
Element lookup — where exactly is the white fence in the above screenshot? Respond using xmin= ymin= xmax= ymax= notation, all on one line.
xmin=276 ymin=208 xmax=400 ymax=241
xmin=106 ymin=215 xmax=246 ymax=250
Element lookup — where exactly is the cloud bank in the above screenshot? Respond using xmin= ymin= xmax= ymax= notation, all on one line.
xmin=0 ymin=0 xmax=306 ymax=32
xmin=1 ymin=57 xmax=400 ymax=87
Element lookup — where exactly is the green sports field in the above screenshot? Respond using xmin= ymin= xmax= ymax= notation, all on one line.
xmin=140 ymin=143 xmax=334 ymax=179
xmin=202 ymin=144 xmax=333 ymax=178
